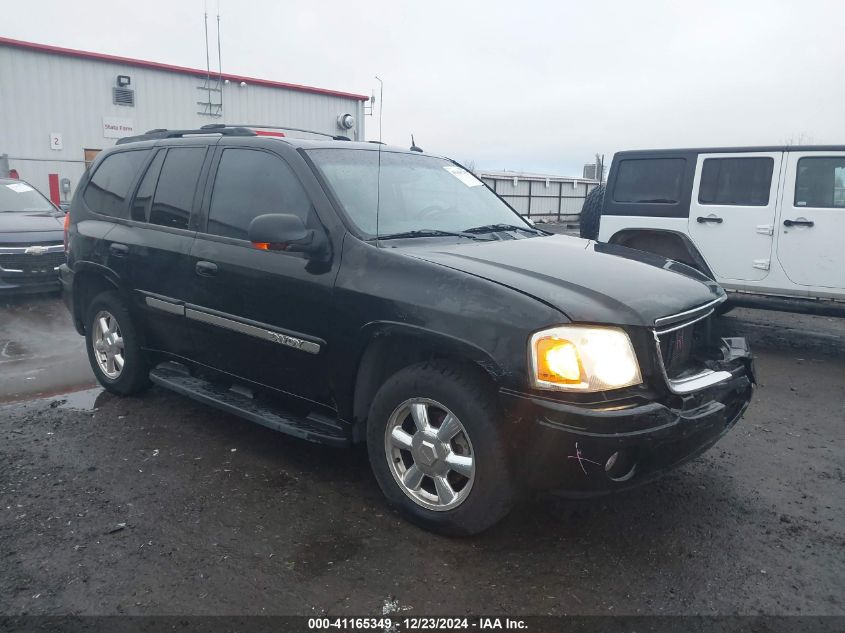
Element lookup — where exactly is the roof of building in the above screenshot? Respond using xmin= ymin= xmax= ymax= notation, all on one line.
xmin=0 ymin=36 xmax=369 ymax=102
xmin=479 ymin=169 xmax=597 ymax=183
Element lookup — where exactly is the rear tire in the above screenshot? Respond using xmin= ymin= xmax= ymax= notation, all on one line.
xmin=366 ymin=360 xmax=518 ymax=536
xmin=579 ymin=184 xmax=606 ymax=240
xmin=85 ymin=291 xmax=151 ymax=396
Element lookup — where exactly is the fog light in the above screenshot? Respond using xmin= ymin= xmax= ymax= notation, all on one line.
xmin=605 ymin=448 xmax=637 ymax=481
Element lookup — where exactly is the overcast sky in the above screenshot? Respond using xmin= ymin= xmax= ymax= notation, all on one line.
xmin=5 ymin=0 xmax=843 ymax=175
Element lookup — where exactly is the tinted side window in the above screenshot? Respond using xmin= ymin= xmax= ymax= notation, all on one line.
xmin=149 ymin=148 xmax=207 ymax=230
xmin=131 ymin=150 xmax=165 ymax=222
xmin=795 ymin=157 xmax=845 ymax=209
xmin=207 ymin=149 xmax=313 ymax=241
xmin=83 ymin=150 xmax=150 ymax=217
xmin=612 ymin=158 xmax=686 ymax=204
xmin=698 ymin=157 xmax=773 ymax=206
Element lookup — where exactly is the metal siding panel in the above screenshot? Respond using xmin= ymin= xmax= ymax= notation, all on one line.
xmin=502 ymin=196 xmax=529 ymax=214
xmin=0 ymin=45 xmax=363 ymax=198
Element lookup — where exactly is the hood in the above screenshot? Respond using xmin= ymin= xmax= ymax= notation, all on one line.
xmin=0 ymin=211 xmax=64 ymax=241
xmin=402 ymin=234 xmax=724 ymax=327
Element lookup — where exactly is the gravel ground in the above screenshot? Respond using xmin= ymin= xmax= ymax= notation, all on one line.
xmin=0 ymin=299 xmax=843 ymax=617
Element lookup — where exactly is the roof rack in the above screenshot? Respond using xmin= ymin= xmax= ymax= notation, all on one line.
xmin=116 ymin=124 xmax=352 ymax=145
xmin=218 ymin=124 xmax=351 ymax=141
xmin=116 ymin=126 xmax=256 ymax=144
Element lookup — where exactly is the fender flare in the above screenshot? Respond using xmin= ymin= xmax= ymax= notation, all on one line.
xmin=70 ymin=262 xmax=125 ymax=332
xmin=607 ymin=228 xmax=716 ymax=279
xmin=347 ymin=321 xmax=507 ymax=441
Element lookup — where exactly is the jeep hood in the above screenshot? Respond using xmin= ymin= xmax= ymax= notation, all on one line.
xmin=404 ymin=234 xmax=724 ymax=327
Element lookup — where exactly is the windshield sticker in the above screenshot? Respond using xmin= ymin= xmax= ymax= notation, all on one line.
xmin=443 ymin=165 xmax=483 ymax=187
xmin=6 ymin=182 xmax=34 ymax=193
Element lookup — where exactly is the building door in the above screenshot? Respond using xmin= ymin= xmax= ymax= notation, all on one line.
xmin=83 ymin=149 xmax=101 ymax=171
xmin=687 ymin=152 xmax=782 ymax=282
xmin=776 ymin=151 xmax=845 ymax=290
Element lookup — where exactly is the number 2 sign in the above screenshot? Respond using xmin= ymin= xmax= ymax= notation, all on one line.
xmin=50 ymin=133 xmax=63 ymax=151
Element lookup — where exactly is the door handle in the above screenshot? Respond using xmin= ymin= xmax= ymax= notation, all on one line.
xmin=109 ymin=243 xmax=129 ymax=257
xmin=195 ymin=261 xmax=219 ymax=277
xmin=783 ymin=219 xmax=814 ymax=228
xmin=696 ymin=216 xmax=723 ymax=224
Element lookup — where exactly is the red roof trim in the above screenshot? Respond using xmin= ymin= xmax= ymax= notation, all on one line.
xmin=0 ymin=36 xmax=369 ymax=101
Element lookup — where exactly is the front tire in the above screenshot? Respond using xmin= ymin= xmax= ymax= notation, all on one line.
xmin=85 ymin=290 xmax=151 ymax=396
xmin=366 ymin=361 xmax=518 ymax=535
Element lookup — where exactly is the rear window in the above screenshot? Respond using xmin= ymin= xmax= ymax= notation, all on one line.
xmin=148 ymin=148 xmax=207 ymax=230
xmin=612 ymin=158 xmax=686 ymax=204
xmin=698 ymin=157 xmax=774 ymax=206
xmin=83 ymin=150 xmax=150 ymax=217
xmin=795 ymin=157 xmax=845 ymax=209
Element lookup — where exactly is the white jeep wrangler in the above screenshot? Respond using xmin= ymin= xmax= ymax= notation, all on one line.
xmin=580 ymin=146 xmax=845 ymax=314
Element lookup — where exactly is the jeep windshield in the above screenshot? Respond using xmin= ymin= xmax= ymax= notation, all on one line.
xmin=0 ymin=181 xmax=55 ymax=213
xmin=307 ymin=149 xmax=538 ymax=239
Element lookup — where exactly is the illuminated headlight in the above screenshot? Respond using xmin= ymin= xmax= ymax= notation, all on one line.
xmin=529 ymin=326 xmax=642 ymax=392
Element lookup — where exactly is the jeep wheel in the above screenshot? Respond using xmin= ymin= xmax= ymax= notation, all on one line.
xmin=366 ymin=361 xmax=517 ymax=535
xmin=85 ymin=291 xmax=151 ymax=396
xmin=579 ymin=183 xmax=606 ymax=240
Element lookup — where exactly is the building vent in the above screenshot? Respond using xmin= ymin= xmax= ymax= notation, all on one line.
xmin=113 ymin=87 xmax=135 ymax=107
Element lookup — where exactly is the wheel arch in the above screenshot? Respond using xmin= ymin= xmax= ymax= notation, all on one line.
xmin=71 ymin=263 xmax=126 ymax=335
xmin=349 ymin=322 xmax=504 ymax=443
xmin=607 ymin=228 xmax=715 ymax=279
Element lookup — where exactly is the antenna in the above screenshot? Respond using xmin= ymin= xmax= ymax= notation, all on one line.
xmin=204 ymin=3 xmax=212 ymax=112
xmin=216 ymin=1 xmax=223 ymax=114
xmin=410 ymin=134 xmax=423 ymax=152
xmin=374 ymin=76 xmax=384 ymax=241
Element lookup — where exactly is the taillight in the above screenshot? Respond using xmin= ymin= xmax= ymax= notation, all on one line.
xmin=63 ymin=212 xmax=70 ymax=252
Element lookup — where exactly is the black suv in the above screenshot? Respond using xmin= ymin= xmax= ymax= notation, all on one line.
xmin=61 ymin=126 xmax=754 ymax=534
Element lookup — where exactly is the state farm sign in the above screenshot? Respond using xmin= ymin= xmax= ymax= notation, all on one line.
xmin=102 ymin=117 xmax=135 ymax=139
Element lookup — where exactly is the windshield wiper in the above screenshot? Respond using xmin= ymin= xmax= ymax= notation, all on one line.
xmin=462 ymin=223 xmax=541 ymax=235
xmin=376 ymin=229 xmax=492 ymax=242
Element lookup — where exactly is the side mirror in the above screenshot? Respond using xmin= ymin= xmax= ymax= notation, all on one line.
xmin=248 ymin=213 xmax=325 ymax=255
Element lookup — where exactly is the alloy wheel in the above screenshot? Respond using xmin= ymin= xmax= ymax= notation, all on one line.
xmin=92 ymin=310 xmax=125 ymax=379
xmin=384 ymin=397 xmax=475 ymax=511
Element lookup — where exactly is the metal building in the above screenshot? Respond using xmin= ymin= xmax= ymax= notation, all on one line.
xmin=0 ymin=37 xmax=368 ymax=204
xmin=478 ymin=170 xmax=598 ymax=223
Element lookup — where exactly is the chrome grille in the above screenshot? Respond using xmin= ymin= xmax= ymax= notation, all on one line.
xmin=0 ymin=244 xmax=65 ymax=276
xmin=658 ymin=323 xmax=696 ymax=377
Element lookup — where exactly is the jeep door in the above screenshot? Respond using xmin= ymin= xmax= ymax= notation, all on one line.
xmin=776 ymin=151 xmax=845 ymax=292
xmin=687 ymin=152 xmax=782 ymax=281
xmin=185 ymin=143 xmax=338 ymax=406
xmin=101 ymin=144 xmax=210 ymax=358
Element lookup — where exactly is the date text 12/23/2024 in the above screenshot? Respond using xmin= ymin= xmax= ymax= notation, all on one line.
xmin=307 ymin=617 xmax=528 ymax=630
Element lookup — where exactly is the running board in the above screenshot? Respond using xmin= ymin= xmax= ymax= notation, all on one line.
xmin=149 ymin=364 xmax=350 ymax=447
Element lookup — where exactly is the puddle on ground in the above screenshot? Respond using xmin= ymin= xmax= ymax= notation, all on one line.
xmin=1 ymin=340 xmax=28 ymax=359
xmin=55 ymin=387 xmax=105 ymax=411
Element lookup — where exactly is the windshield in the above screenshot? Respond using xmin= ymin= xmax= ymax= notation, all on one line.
xmin=0 ymin=182 xmax=55 ymax=213
xmin=307 ymin=149 xmax=532 ymax=237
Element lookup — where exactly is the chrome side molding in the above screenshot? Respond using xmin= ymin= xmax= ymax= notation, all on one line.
xmin=144 ymin=296 xmax=185 ymax=316
xmin=184 ymin=308 xmax=321 ymax=355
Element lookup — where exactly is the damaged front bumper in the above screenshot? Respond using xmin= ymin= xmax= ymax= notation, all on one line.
xmin=501 ymin=337 xmax=754 ymax=495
